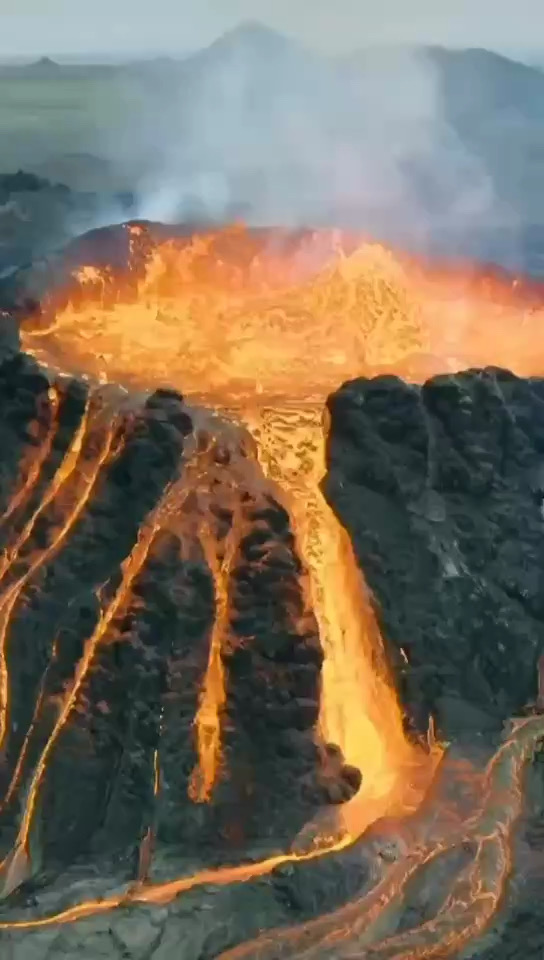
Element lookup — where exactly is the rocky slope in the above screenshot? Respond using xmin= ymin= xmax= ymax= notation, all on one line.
xmin=0 ymin=350 xmax=542 ymax=956
xmin=324 ymin=368 xmax=544 ymax=745
xmin=0 ymin=346 xmax=355 ymax=919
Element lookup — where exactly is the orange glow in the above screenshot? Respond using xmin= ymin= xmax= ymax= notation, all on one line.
xmin=210 ymin=714 xmax=544 ymax=960
xmin=0 ymin=394 xmax=109 ymax=751
xmin=20 ymin=224 xmax=448 ymax=828
xmin=136 ymin=746 xmax=162 ymax=885
xmin=0 ymin=633 xmax=60 ymax=813
xmin=1 ymin=712 xmax=542 ymax=947
xmin=242 ymin=405 xmax=431 ymax=838
xmin=0 ymin=831 xmax=356 ymax=931
xmin=0 ymin=472 xmax=194 ymax=898
xmin=5 ymin=223 xmax=544 ymax=953
xmin=0 ymin=386 xmax=59 ymax=529
xmin=189 ymin=507 xmax=242 ymax=803
xmin=20 ymin=225 xmax=544 ymax=399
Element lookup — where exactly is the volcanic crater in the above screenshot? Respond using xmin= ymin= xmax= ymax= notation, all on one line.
xmin=0 ymin=222 xmax=543 ymax=959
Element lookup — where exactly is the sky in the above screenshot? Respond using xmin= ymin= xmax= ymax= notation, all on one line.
xmin=2 ymin=0 xmax=544 ymax=60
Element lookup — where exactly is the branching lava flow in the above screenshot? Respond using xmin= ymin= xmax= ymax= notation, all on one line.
xmin=3 ymin=222 xmax=544 ymax=957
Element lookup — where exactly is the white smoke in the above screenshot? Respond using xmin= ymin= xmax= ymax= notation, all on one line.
xmin=135 ymin=171 xmax=231 ymax=223
xmin=14 ymin=25 xmax=524 ymax=266
xmin=95 ymin=30 xmax=517 ymax=264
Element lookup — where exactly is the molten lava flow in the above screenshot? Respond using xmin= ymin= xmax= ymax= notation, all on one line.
xmin=189 ymin=507 xmax=242 ymax=803
xmin=137 ymin=743 xmax=162 ymax=885
xmin=0 ymin=393 xmax=115 ymax=751
xmin=1 ymin=709 xmax=542 ymax=950
xmin=0 ymin=386 xmax=59 ymax=529
xmin=19 ymin=223 xmax=450 ymax=822
xmin=8 ymin=223 xmax=544 ymax=955
xmin=0 ymin=468 xmax=194 ymax=898
xmin=21 ymin=224 xmax=544 ymax=398
xmin=241 ymin=404 xmax=431 ymax=839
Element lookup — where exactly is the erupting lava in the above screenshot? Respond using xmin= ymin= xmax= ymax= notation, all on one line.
xmin=22 ymin=224 xmax=444 ymax=833
xmin=6 ymin=223 xmax=544 ymax=956
xmin=20 ymin=223 xmax=544 ymax=397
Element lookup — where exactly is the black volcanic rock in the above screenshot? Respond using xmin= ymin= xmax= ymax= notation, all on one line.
xmin=0 ymin=360 xmax=543 ymax=956
xmin=218 ymin=488 xmax=355 ymax=846
xmin=324 ymin=367 xmax=544 ymax=743
xmin=0 ymin=171 xmax=136 ymax=283
xmin=28 ymin=58 xmax=60 ymax=72
xmin=152 ymin=425 xmax=357 ymax=859
xmin=0 ymin=371 xmax=194 ymax=880
xmin=0 ymin=352 xmax=355 ymax=902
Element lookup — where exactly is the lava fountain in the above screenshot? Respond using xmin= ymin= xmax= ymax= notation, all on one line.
xmin=9 ymin=222 xmax=544 ymax=956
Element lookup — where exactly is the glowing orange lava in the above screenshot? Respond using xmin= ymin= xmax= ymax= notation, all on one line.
xmin=188 ymin=505 xmax=242 ymax=803
xmin=23 ymin=224 xmax=451 ymax=835
xmin=21 ymin=224 xmax=544 ymax=400
xmin=8 ymin=223 xmax=544 ymax=955
xmin=242 ymin=404 xmax=429 ymax=839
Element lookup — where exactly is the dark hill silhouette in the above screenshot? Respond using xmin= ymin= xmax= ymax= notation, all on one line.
xmin=27 ymin=56 xmax=61 ymax=71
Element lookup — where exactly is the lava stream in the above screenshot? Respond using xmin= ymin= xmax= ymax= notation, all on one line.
xmin=0 ymin=709 xmax=542 ymax=955
xmin=0 ymin=393 xmax=114 ymax=751
xmin=0 ymin=467 xmax=194 ymax=898
xmin=211 ymin=713 xmax=544 ymax=960
xmin=240 ymin=404 xmax=433 ymax=839
xmin=0 ymin=386 xmax=59 ymax=529
xmin=189 ymin=506 xmax=242 ymax=803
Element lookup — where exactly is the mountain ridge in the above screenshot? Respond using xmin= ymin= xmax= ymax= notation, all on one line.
xmin=5 ymin=21 xmax=544 ymax=77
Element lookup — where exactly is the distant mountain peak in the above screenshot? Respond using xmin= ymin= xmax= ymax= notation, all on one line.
xmin=214 ymin=20 xmax=292 ymax=45
xmin=197 ymin=20 xmax=306 ymax=62
xmin=28 ymin=56 xmax=60 ymax=71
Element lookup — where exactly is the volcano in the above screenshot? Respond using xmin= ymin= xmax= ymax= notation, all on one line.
xmin=0 ymin=222 xmax=543 ymax=960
